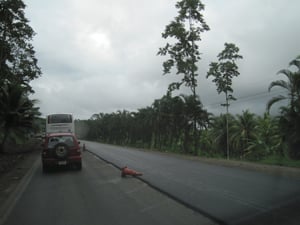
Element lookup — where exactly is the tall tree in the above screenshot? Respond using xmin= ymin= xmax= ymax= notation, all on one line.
xmin=267 ymin=55 xmax=300 ymax=113
xmin=206 ymin=42 xmax=243 ymax=159
xmin=178 ymin=94 xmax=209 ymax=153
xmin=158 ymin=0 xmax=209 ymax=95
xmin=0 ymin=0 xmax=41 ymax=92
xmin=157 ymin=0 xmax=209 ymax=154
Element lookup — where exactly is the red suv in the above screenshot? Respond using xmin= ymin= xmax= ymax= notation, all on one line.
xmin=42 ymin=133 xmax=82 ymax=172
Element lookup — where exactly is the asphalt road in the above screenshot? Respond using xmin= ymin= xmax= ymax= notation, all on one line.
xmin=2 ymin=151 xmax=215 ymax=225
xmin=83 ymin=141 xmax=300 ymax=225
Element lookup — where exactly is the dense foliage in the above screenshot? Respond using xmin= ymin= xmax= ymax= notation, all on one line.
xmin=76 ymin=97 xmax=281 ymax=160
xmin=77 ymin=94 xmax=209 ymax=154
xmin=0 ymin=0 xmax=41 ymax=153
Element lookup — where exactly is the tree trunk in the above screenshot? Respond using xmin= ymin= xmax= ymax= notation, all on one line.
xmin=225 ymin=92 xmax=230 ymax=160
xmin=183 ymin=127 xmax=191 ymax=154
xmin=0 ymin=127 xmax=10 ymax=154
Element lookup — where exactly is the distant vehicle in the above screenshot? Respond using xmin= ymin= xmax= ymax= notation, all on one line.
xmin=46 ymin=113 xmax=75 ymax=135
xmin=41 ymin=132 xmax=82 ymax=172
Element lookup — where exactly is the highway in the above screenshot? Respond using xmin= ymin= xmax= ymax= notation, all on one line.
xmin=84 ymin=141 xmax=300 ymax=225
xmin=2 ymin=141 xmax=300 ymax=225
xmin=2 ymin=150 xmax=214 ymax=225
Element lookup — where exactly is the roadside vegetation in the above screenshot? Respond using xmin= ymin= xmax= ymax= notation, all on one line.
xmin=76 ymin=87 xmax=300 ymax=167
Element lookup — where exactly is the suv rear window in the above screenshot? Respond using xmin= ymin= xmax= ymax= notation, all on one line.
xmin=47 ymin=135 xmax=75 ymax=148
xmin=48 ymin=114 xmax=72 ymax=123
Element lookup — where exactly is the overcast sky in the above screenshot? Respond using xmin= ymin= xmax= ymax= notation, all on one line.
xmin=24 ymin=0 xmax=300 ymax=119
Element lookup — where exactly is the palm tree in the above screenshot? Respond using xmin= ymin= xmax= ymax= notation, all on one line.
xmin=245 ymin=113 xmax=282 ymax=159
xmin=199 ymin=128 xmax=214 ymax=156
xmin=0 ymin=82 xmax=40 ymax=153
xmin=231 ymin=110 xmax=257 ymax=158
xmin=267 ymin=55 xmax=300 ymax=112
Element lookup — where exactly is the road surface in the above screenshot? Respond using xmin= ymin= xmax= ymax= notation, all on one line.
xmin=84 ymin=141 xmax=300 ymax=225
xmin=1 ymin=151 xmax=215 ymax=225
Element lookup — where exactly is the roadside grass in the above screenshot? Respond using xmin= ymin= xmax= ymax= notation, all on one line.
xmin=0 ymin=138 xmax=42 ymax=174
xmin=258 ymin=155 xmax=300 ymax=168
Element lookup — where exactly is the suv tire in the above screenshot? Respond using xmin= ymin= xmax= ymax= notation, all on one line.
xmin=54 ymin=143 xmax=69 ymax=159
xmin=43 ymin=164 xmax=49 ymax=173
xmin=76 ymin=162 xmax=82 ymax=170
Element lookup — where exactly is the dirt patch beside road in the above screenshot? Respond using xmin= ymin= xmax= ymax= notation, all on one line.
xmin=190 ymin=156 xmax=300 ymax=179
xmin=125 ymin=145 xmax=300 ymax=179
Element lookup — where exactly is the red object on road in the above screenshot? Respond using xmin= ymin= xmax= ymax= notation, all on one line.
xmin=121 ymin=166 xmax=143 ymax=177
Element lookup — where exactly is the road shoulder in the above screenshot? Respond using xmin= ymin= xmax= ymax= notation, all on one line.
xmin=0 ymin=150 xmax=40 ymax=224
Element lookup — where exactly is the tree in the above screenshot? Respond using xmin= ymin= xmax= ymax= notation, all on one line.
xmin=0 ymin=0 xmax=41 ymax=153
xmin=0 ymin=82 xmax=40 ymax=153
xmin=179 ymin=94 xmax=210 ymax=154
xmin=206 ymin=42 xmax=243 ymax=159
xmin=267 ymin=55 xmax=300 ymax=113
xmin=0 ymin=0 xmax=41 ymax=92
xmin=157 ymin=0 xmax=209 ymax=95
xmin=158 ymin=0 xmax=209 ymax=154
xmin=231 ymin=110 xmax=256 ymax=158
xmin=267 ymin=55 xmax=300 ymax=159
